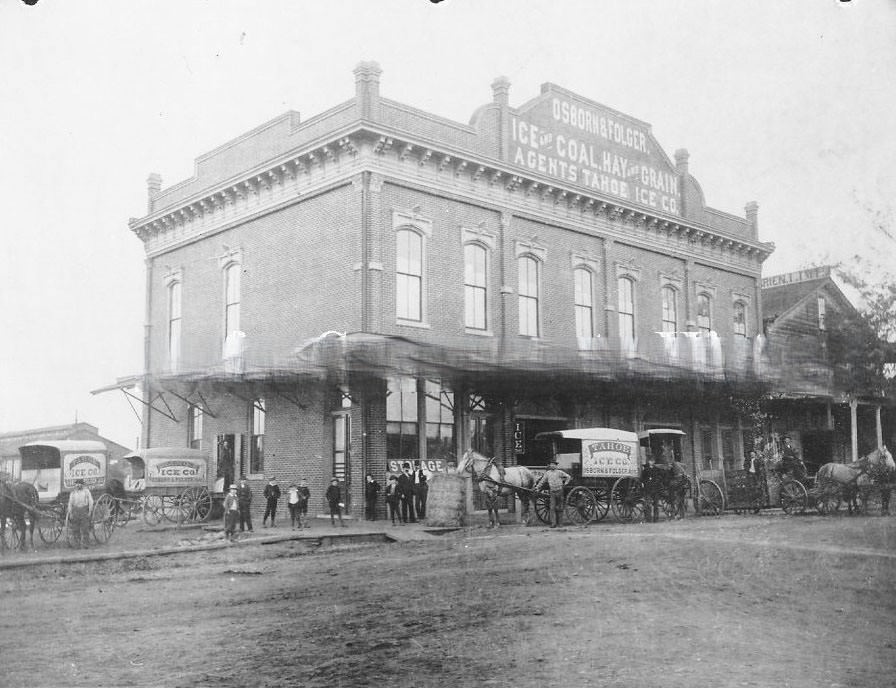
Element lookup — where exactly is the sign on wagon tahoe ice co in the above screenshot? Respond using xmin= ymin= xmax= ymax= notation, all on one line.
xmin=63 ymin=453 xmax=106 ymax=489
xmin=146 ymin=457 xmax=207 ymax=486
xmin=506 ymin=84 xmax=681 ymax=215
xmin=581 ymin=440 xmax=639 ymax=478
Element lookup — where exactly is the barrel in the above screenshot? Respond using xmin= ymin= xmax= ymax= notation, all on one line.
xmin=424 ymin=473 xmax=467 ymax=527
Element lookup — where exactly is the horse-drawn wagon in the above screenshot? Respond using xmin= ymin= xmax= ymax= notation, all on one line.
xmin=109 ymin=448 xmax=214 ymax=526
xmin=697 ymin=445 xmax=894 ymax=517
xmin=457 ymin=427 xmax=696 ymax=527
xmin=533 ymin=428 xmax=695 ymax=524
xmin=3 ymin=440 xmax=120 ymax=548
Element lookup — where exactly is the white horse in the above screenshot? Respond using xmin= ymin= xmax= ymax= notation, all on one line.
xmin=456 ymin=450 xmax=536 ymax=527
xmin=816 ymin=446 xmax=895 ymax=515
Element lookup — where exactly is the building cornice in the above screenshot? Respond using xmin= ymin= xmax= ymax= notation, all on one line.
xmin=131 ymin=124 xmax=774 ymax=268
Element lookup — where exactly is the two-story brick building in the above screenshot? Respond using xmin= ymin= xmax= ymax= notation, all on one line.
xmin=118 ymin=63 xmax=775 ymax=517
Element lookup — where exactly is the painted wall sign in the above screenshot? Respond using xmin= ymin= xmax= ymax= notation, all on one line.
xmin=387 ymin=459 xmax=447 ymax=476
xmin=513 ymin=421 xmax=526 ymax=455
xmin=760 ymin=266 xmax=831 ymax=288
xmin=506 ymin=86 xmax=681 ymax=215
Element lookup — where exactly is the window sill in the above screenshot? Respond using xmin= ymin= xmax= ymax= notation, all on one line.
xmin=465 ymin=328 xmax=494 ymax=337
xmin=396 ymin=319 xmax=432 ymax=330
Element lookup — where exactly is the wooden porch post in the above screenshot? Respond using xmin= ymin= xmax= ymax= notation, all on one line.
xmin=850 ymin=398 xmax=858 ymax=462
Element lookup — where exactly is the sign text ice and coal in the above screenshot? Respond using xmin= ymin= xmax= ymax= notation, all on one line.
xmin=507 ymin=85 xmax=681 ymax=215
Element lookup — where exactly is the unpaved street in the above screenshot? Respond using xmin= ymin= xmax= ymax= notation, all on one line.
xmin=1 ymin=515 xmax=894 ymax=688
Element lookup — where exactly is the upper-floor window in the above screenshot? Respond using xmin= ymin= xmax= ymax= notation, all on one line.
xmin=817 ymin=295 xmax=826 ymax=331
xmin=574 ymin=267 xmax=594 ymax=339
xmin=618 ymin=277 xmax=635 ymax=341
xmin=396 ymin=229 xmax=423 ymax=322
xmin=697 ymin=293 xmax=712 ymax=334
xmin=464 ymin=243 xmax=488 ymax=330
xmin=250 ymin=398 xmax=265 ymax=475
xmin=167 ymin=281 xmax=182 ymax=370
xmin=224 ymin=262 xmax=241 ymax=340
xmin=188 ymin=404 xmax=203 ymax=449
xmin=733 ymin=301 xmax=747 ymax=337
xmin=661 ymin=286 xmax=677 ymax=334
xmin=518 ymin=255 xmax=540 ymax=337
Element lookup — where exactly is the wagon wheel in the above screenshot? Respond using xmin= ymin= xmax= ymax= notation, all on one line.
xmin=611 ymin=477 xmax=645 ymax=523
xmin=1 ymin=517 xmax=23 ymax=550
xmin=160 ymin=495 xmax=184 ymax=523
xmin=38 ymin=504 xmax=65 ymax=544
xmin=591 ymin=484 xmax=611 ymax=522
xmin=780 ymin=480 xmax=808 ymax=515
xmin=177 ymin=487 xmax=212 ymax=523
xmin=91 ymin=493 xmax=116 ymax=544
xmin=532 ymin=489 xmax=552 ymax=525
xmin=698 ymin=479 xmax=724 ymax=516
xmin=142 ymin=494 xmax=164 ymax=526
xmin=564 ymin=487 xmax=598 ymax=525
xmin=109 ymin=497 xmax=131 ymax=528
xmin=815 ymin=479 xmax=841 ymax=515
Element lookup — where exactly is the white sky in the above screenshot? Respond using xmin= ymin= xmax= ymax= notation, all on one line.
xmin=1 ymin=0 xmax=894 ymax=448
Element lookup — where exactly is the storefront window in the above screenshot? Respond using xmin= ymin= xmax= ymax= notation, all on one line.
xmin=387 ymin=377 xmax=419 ymax=463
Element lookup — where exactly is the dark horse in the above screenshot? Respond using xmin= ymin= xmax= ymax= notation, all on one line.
xmin=0 ymin=480 xmax=40 ymax=551
xmin=642 ymin=463 xmax=689 ymax=523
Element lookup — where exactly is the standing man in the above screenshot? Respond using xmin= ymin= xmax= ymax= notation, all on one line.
xmin=780 ymin=435 xmax=806 ymax=481
xmin=65 ymin=479 xmax=94 ymax=548
xmin=398 ymin=462 xmax=417 ymax=524
xmin=297 ymin=478 xmax=310 ymax=528
xmin=364 ymin=474 xmax=381 ymax=521
xmin=326 ymin=478 xmax=346 ymax=527
xmin=223 ymin=484 xmax=240 ymax=541
xmin=533 ymin=460 xmax=571 ymax=528
xmin=263 ymin=476 xmax=281 ymax=527
xmin=236 ymin=476 xmax=253 ymax=533
xmin=412 ymin=461 xmax=428 ymax=520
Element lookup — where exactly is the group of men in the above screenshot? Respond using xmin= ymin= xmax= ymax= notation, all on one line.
xmin=381 ymin=461 xmax=428 ymax=524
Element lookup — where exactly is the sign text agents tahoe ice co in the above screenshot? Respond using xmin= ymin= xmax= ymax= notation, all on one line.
xmin=508 ymin=94 xmax=680 ymax=215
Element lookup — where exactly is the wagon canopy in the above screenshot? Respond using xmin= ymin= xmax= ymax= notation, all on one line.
xmin=638 ymin=429 xmax=687 ymax=464
xmin=534 ymin=428 xmax=640 ymax=478
xmin=124 ymin=447 xmax=210 ymax=491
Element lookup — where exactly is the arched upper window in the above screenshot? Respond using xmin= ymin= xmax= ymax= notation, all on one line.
xmin=464 ymin=243 xmax=488 ymax=330
xmin=167 ymin=280 xmax=182 ymax=370
xmin=518 ymin=255 xmax=540 ymax=337
xmin=661 ymin=286 xmax=678 ymax=334
xmin=733 ymin=301 xmax=747 ymax=337
xmin=817 ymin=295 xmax=826 ymax=331
xmin=396 ymin=228 xmax=423 ymax=322
xmin=223 ymin=262 xmax=241 ymax=339
xmin=697 ymin=293 xmax=712 ymax=334
xmin=574 ymin=267 xmax=594 ymax=339
xmin=618 ymin=277 xmax=636 ymax=341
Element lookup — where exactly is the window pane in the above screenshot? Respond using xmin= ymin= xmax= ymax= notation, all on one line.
xmin=575 ymin=305 xmax=592 ymax=339
xmin=574 ymin=268 xmax=592 ymax=307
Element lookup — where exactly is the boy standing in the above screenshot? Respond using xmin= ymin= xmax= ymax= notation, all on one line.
xmin=326 ymin=478 xmax=346 ymax=527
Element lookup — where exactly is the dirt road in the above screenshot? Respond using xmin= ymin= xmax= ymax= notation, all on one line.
xmin=1 ymin=514 xmax=894 ymax=687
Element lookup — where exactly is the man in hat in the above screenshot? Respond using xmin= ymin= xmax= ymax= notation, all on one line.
xmin=236 ymin=476 xmax=253 ymax=532
xmin=412 ymin=461 xmax=428 ymax=520
xmin=223 ymin=484 xmax=240 ymax=541
xmin=262 ymin=476 xmax=280 ymax=527
xmin=66 ymin=479 xmax=94 ymax=548
xmin=397 ymin=462 xmax=416 ymax=524
xmin=779 ymin=435 xmax=806 ymax=481
xmin=326 ymin=478 xmax=346 ymax=527
xmin=533 ymin=460 xmax=571 ymax=528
